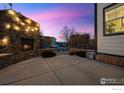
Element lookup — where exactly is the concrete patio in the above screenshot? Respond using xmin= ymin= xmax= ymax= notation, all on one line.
xmin=0 ymin=55 xmax=123 ymax=85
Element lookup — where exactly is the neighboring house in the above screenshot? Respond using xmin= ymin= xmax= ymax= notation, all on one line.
xmin=40 ymin=36 xmax=57 ymax=48
xmin=95 ymin=3 xmax=124 ymax=66
xmin=57 ymin=42 xmax=67 ymax=48
xmin=51 ymin=37 xmax=57 ymax=47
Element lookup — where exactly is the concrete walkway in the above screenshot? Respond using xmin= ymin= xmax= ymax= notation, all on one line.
xmin=0 ymin=55 xmax=123 ymax=85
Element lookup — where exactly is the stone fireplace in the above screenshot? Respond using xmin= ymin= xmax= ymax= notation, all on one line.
xmin=21 ymin=37 xmax=34 ymax=51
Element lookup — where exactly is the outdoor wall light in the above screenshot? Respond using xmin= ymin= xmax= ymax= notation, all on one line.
xmin=20 ymin=22 xmax=25 ymax=26
xmin=5 ymin=24 xmax=11 ymax=29
xmin=15 ymin=17 xmax=20 ymax=22
xmin=27 ymin=26 xmax=31 ymax=29
xmin=34 ymin=27 xmax=38 ymax=30
xmin=14 ymin=25 xmax=20 ymax=30
xmin=107 ymin=31 xmax=109 ymax=34
xmin=25 ymin=19 xmax=31 ymax=24
xmin=31 ymin=28 xmax=35 ymax=32
xmin=2 ymin=36 xmax=9 ymax=46
xmin=122 ymin=18 xmax=124 ymax=24
xmin=8 ymin=10 xmax=15 ymax=16
xmin=25 ymin=28 xmax=29 ymax=32
xmin=122 ymin=19 xmax=124 ymax=30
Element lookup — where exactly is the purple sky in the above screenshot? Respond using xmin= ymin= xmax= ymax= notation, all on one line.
xmin=0 ymin=3 xmax=94 ymax=41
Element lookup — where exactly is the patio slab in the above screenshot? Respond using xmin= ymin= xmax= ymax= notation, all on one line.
xmin=12 ymin=72 xmax=61 ymax=85
xmin=54 ymin=65 xmax=98 ymax=85
xmin=47 ymin=55 xmax=87 ymax=70
xmin=74 ymin=61 xmax=124 ymax=79
xmin=0 ymin=55 xmax=123 ymax=85
xmin=0 ymin=58 xmax=51 ymax=84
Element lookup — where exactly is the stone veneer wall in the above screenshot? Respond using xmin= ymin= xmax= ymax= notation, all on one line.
xmin=0 ymin=49 xmax=43 ymax=69
xmin=0 ymin=9 xmax=40 ymax=54
xmin=96 ymin=54 xmax=124 ymax=67
xmin=0 ymin=53 xmax=14 ymax=69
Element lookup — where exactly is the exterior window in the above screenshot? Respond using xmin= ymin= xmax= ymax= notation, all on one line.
xmin=104 ymin=4 xmax=124 ymax=35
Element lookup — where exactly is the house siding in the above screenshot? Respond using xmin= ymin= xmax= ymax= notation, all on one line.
xmin=97 ymin=3 xmax=124 ymax=56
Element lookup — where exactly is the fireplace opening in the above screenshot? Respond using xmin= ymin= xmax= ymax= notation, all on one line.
xmin=21 ymin=37 xmax=34 ymax=51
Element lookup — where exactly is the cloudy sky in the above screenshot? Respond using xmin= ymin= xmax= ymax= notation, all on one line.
xmin=0 ymin=3 xmax=94 ymax=41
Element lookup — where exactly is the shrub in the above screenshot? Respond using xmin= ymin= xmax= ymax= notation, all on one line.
xmin=76 ymin=51 xmax=86 ymax=57
xmin=69 ymin=52 xmax=75 ymax=55
xmin=42 ymin=51 xmax=56 ymax=58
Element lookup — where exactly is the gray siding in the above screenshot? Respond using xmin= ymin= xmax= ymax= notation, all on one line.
xmin=97 ymin=3 xmax=124 ymax=56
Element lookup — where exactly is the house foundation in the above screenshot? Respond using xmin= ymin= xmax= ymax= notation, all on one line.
xmin=96 ymin=54 xmax=124 ymax=67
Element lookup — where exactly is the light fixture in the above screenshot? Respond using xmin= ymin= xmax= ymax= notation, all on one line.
xmin=14 ymin=25 xmax=20 ymax=30
xmin=31 ymin=28 xmax=35 ymax=32
xmin=123 ymin=18 xmax=124 ymax=24
xmin=2 ymin=36 xmax=9 ymax=45
xmin=5 ymin=24 xmax=11 ymax=29
xmin=107 ymin=31 xmax=109 ymax=34
xmin=25 ymin=28 xmax=29 ymax=32
xmin=25 ymin=26 xmax=31 ymax=32
xmin=21 ymin=22 xmax=25 ymax=26
xmin=8 ymin=10 xmax=15 ymax=15
xmin=27 ymin=26 xmax=31 ymax=29
xmin=25 ymin=19 xmax=31 ymax=24
xmin=15 ymin=17 xmax=20 ymax=21
xmin=34 ymin=27 xmax=38 ymax=30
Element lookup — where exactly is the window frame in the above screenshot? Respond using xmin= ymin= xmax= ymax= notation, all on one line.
xmin=103 ymin=3 xmax=124 ymax=36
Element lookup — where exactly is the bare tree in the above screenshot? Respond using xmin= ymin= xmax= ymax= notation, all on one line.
xmin=60 ymin=26 xmax=75 ymax=46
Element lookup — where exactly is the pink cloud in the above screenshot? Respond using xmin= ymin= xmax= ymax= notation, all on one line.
xmin=78 ymin=25 xmax=94 ymax=36
xmin=41 ymin=25 xmax=94 ymax=42
xmin=26 ymin=7 xmax=93 ymax=22
xmin=24 ymin=7 xmax=94 ymax=41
